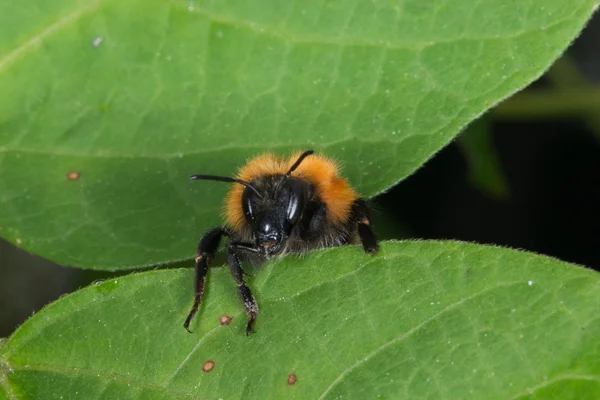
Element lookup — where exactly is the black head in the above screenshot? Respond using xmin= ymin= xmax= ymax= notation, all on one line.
xmin=241 ymin=174 xmax=309 ymax=255
xmin=190 ymin=150 xmax=314 ymax=256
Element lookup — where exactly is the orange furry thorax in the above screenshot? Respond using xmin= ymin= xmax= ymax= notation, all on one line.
xmin=225 ymin=152 xmax=357 ymax=232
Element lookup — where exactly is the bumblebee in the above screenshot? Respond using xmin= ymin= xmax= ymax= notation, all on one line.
xmin=184 ymin=150 xmax=379 ymax=335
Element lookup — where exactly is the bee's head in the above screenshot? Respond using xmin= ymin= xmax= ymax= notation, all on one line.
xmin=241 ymin=176 xmax=308 ymax=255
xmin=190 ymin=150 xmax=314 ymax=257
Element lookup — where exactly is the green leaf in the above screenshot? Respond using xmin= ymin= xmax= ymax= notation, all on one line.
xmin=0 ymin=0 xmax=596 ymax=269
xmin=458 ymin=118 xmax=510 ymax=200
xmin=1 ymin=241 xmax=599 ymax=399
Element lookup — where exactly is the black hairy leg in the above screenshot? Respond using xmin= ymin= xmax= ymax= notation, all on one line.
xmin=227 ymin=246 xmax=259 ymax=335
xmin=184 ymin=227 xmax=228 ymax=333
xmin=184 ymin=227 xmax=260 ymax=335
xmin=352 ymin=199 xmax=379 ymax=253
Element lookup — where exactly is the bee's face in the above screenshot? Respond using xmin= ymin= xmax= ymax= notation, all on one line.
xmin=255 ymin=219 xmax=283 ymax=255
xmin=242 ymin=176 xmax=308 ymax=256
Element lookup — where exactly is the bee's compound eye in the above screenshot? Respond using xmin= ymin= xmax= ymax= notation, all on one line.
xmin=246 ymin=199 xmax=253 ymax=218
xmin=242 ymin=189 xmax=255 ymax=221
xmin=286 ymin=193 xmax=300 ymax=225
xmin=284 ymin=179 xmax=306 ymax=228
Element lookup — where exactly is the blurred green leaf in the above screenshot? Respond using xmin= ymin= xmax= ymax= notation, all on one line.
xmin=0 ymin=0 xmax=596 ymax=268
xmin=1 ymin=241 xmax=599 ymax=399
xmin=547 ymin=56 xmax=600 ymax=143
xmin=459 ymin=118 xmax=510 ymax=200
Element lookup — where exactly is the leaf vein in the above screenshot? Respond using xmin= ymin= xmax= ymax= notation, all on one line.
xmin=0 ymin=0 xmax=104 ymax=73
xmin=318 ymin=279 xmax=527 ymax=399
xmin=507 ymin=374 xmax=600 ymax=400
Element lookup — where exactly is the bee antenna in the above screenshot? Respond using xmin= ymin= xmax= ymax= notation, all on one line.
xmin=189 ymin=175 xmax=263 ymax=199
xmin=286 ymin=150 xmax=314 ymax=175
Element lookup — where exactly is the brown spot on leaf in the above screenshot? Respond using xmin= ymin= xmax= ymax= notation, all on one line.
xmin=219 ymin=315 xmax=233 ymax=325
xmin=202 ymin=360 xmax=215 ymax=373
xmin=287 ymin=373 xmax=297 ymax=385
xmin=66 ymin=171 xmax=80 ymax=181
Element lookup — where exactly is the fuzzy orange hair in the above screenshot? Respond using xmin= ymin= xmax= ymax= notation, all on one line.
xmin=225 ymin=152 xmax=357 ymax=232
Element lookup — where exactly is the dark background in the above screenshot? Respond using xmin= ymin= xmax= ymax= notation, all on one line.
xmin=2 ymin=14 xmax=599 ymax=338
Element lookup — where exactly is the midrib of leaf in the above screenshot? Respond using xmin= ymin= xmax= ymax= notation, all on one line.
xmin=169 ymin=0 xmax=589 ymax=47
xmin=0 ymin=0 xmax=105 ymax=73
xmin=506 ymin=375 xmax=600 ymax=400
xmin=0 ymin=136 xmax=365 ymax=159
xmin=317 ymin=279 xmax=525 ymax=399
